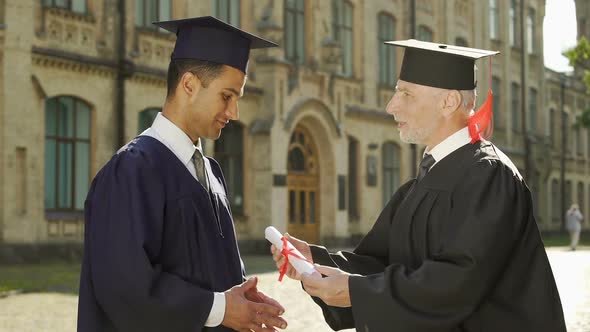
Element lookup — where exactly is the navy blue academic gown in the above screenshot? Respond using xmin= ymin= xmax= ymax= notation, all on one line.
xmin=78 ymin=136 xmax=244 ymax=332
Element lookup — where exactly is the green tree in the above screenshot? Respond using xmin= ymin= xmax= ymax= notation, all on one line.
xmin=565 ymin=36 xmax=590 ymax=128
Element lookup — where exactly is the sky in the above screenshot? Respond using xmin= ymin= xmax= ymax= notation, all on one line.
xmin=543 ymin=0 xmax=578 ymax=72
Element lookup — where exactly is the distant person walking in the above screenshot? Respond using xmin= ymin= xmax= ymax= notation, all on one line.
xmin=566 ymin=203 xmax=584 ymax=251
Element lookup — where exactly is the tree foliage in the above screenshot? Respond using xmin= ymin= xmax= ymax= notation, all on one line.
xmin=565 ymin=36 xmax=590 ymax=129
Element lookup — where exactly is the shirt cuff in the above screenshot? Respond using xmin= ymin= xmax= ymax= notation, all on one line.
xmin=205 ymin=292 xmax=226 ymax=327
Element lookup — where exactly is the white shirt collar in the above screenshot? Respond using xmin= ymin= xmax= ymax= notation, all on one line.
xmin=149 ymin=113 xmax=201 ymax=165
xmin=425 ymin=127 xmax=471 ymax=165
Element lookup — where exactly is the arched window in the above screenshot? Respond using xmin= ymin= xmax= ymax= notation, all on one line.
xmin=285 ymin=0 xmax=306 ymax=64
xmin=378 ymin=12 xmax=396 ymax=86
xmin=212 ymin=0 xmax=240 ymax=27
xmin=215 ymin=121 xmax=244 ymax=214
xmin=138 ymin=108 xmax=160 ymax=134
xmin=45 ymin=96 xmax=91 ymax=211
xmin=382 ymin=142 xmax=400 ymax=206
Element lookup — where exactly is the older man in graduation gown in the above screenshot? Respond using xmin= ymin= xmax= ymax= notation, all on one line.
xmin=272 ymin=40 xmax=566 ymax=331
xmin=78 ymin=17 xmax=288 ymax=332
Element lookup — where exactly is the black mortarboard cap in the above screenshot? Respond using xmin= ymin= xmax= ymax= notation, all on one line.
xmin=385 ymin=39 xmax=500 ymax=90
xmin=153 ymin=16 xmax=278 ymax=73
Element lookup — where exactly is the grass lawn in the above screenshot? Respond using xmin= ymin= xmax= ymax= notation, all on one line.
xmin=1 ymin=234 xmax=588 ymax=295
xmin=540 ymin=232 xmax=590 ymax=247
xmin=0 ymin=261 xmax=82 ymax=295
xmin=0 ymin=256 xmax=277 ymax=295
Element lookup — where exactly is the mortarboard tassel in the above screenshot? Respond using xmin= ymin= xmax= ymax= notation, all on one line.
xmin=468 ymin=88 xmax=494 ymax=143
xmin=468 ymin=58 xmax=494 ymax=143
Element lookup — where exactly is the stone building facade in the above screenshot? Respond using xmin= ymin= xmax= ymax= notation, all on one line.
xmin=0 ymin=0 xmax=588 ymax=256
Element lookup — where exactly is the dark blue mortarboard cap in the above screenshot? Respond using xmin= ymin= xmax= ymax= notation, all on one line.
xmin=153 ymin=16 xmax=278 ymax=73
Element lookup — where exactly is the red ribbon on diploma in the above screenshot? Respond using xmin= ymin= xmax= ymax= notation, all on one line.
xmin=278 ymin=236 xmax=313 ymax=282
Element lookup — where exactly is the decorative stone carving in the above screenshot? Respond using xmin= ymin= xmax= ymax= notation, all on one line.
xmin=321 ymin=37 xmax=342 ymax=73
xmin=48 ymin=20 xmax=63 ymax=41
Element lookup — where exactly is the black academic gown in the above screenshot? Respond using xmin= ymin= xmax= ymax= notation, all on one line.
xmin=77 ymin=136 xmax=244 ymax=332
xmin=310 ymin=140 xmax=566 ymax=332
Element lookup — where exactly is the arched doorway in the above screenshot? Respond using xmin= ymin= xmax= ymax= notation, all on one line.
xmin=287 ymin=125 xmax=320 ymax=243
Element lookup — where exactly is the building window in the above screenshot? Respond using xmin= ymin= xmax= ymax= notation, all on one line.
xmin=587 ymin=128 xmax=590 ymax=156
xmin=489 ymin=0 xmax=499 ymax=40
xmin=378 ymin=13 xmax=396 ymax=86
xmin=528 ymin=88 xmax=537 ymax=133
xmin=566 ymin=180 xmax=572 ymax=210
xmin=492 ymin=77 xmax=502 ymax=129
xmin=43 ymin=0 xmax=87 ymax=14
xmin=563 ymin=111 xmax=571 ymax=153
xmin=214 ymin=121 xmax=244 ymax=215
xmin=576 ymin=126 xmax=583 ymax=156
xmin=333 ymin=0 xmax=353 ymax=76
xmin=511 ymin=82 xmax=520 ymax=132
xmin=135 ymin=0 xmax=171 ymax=29
xmin=138 ymin=108 xmax=160 ymax=134
xmin=348 ymin=137 xmax=359 ymax=220
xmin=285 ymin=0 xmax=306 ymax=64
xmin=382 ymin=142 xmax=400 ymax=207
xmin=455 ymin=37 xmax=468 ymax=47
xmin=45 ymin=96 xmax=91 ymax=211
xmin=549 ymin=108 xmax=555 ymax=147
xmin=576 ymin=182 xmax=586 ymax=216
xmin=527 ymin=8 xmax=535 ymax=54
xmin=417 ymin=25 xmax=433 ymax=42
xmin=509 ymin=0 xmax=519 ymax=47
xmin=551 ymin=179 xmax=560 ymax=224
xmin=212 ymin=0 xmax=240 ymax=27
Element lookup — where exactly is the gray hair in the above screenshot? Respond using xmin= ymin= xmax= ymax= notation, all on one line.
xmin=459 ymin=89 xmax=477 ymax=111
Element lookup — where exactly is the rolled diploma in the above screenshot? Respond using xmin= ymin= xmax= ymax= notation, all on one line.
xmin=265 ymin=226 xmax=317 ymax=275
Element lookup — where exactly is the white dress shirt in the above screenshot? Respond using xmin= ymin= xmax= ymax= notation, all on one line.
xmin=141 ymin=113 xmax=226 ymax=327
xmin=424 ymin=127 xmax=472 ymax=170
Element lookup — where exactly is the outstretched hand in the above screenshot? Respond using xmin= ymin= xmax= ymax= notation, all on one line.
xmin=270 ymin=233 xmax=313 ymax=281
xmin=301 ymin=265 xmax=353 ymax=308
xmin=222 ymin=277 xmax=287 ymax=332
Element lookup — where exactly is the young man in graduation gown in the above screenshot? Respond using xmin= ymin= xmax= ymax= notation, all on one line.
xmin=272 ymin=40 xmax=566 ymax=331
xmin=78 ymin=17 xmax=288 ymax=332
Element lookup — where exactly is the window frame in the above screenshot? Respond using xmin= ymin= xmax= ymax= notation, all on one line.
xmin=284 ymin=0 xmax=306 ymax=65
xmin=332 ymin=0 xmax=354 ymax=76
xmin=135 ymin=0 xmax=172 ymax=30
xmin=212 ymin=0 xmax=240 ymax=27
xmin=42 ymin=0 xmax=87 ymax=14
xmin=489 ymin=0 xmax=499 ymax=40
xmin=527 ymin=7 xmax=536 ymax=54
xmin=377 ymin=12 xmax=396 ymax=86
xmin=382 ymin=142 xmax=400 ymax=208
xmin=44 ymin=96 xmax=91 ymax=213
xmin=511 ymin=82 xmax=520 ymax=132
xmin=214 ymin=121 xmax=245 ymax=215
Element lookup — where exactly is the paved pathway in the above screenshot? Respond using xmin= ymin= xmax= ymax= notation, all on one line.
xmin=0 ymin=248 xmax=588 ymax=331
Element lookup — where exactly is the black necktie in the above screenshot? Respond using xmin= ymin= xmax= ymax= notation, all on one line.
xmin=417 ymin=154 xmax=435 ymax=182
